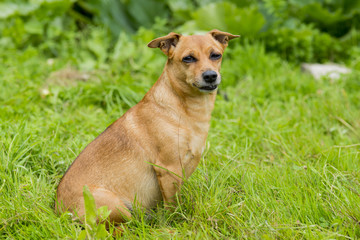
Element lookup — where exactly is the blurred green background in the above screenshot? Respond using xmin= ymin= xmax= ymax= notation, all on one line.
xmin=1 ymin=0 xmax=359 ymax=65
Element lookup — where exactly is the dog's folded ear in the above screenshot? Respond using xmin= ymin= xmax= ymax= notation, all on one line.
xmin=148 ymin=32 xmax=182 ymax=57
xmin=209 ymin=29 xmax=240 ymax=47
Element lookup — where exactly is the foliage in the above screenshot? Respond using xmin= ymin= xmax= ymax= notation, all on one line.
xmin=190 ymin=2 xmax=265 ymax=37
xmin=0 ymin=0 xmax=76 ymax=52
xmin=262 ymin=23 xmax=344 ymax=62
xmin=287 ymin=0 xmax=360 ymax=37
xmin=1 ymin=0 xmax=359 ymax=62
xmin=77 ymin=186 xmax=112 ymax=240
xmin=75 ymin=0 xmax=169 ymax=36
xmin=259 ymin=0 xmax=360 ymax=62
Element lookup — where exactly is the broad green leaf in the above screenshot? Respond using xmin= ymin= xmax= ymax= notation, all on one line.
xmin=24 ymin=17 xmax=43 ymax=35
xmin=0 ymin=3 xmax=18 ymax=19
xmin=192 ymin=2 xmax=227 ymax=32
xmin=83 ymin=185 xmax=97 ymax=227
xmin=17 ymin=3 xmax=39 ymax=16
xmin=77 ymin=230 xmax=87 ymax=240
xmin=192 ymin=2 xmax=265 ymax=36
xmin=301 ymin=3 xmax=345 ymax=25
xmin=167 ymin=0 xmax=194 ymax=23
xmin=95 ymin=224 xmax=109 ymax=239
xmin=167 ymin=0 xmax=194 ymax=12
xmin=97 ymin=206 xmax=111 ymax=221
xmin=47 ymin=17 xmax=63 ymax=38
xmin=0 ymin=2 xmax=46 ymax=19
xmin=127 ymin=0 xmax=168 ymax=28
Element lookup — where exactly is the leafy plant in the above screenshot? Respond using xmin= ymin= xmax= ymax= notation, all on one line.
xmin=289 ymin=0 xmax=360 ymax=37
xmin=75 ymin=0 xmax=169 ymax=37
xmin=0 ymin=0 xmax=76 ymax=51
xmin=262 ymin=22 xmax=345 ymax=62
xmin=78 ymin=186 xmax=112 ymax=240
xmin=259 ymin=0 xmax=360 ymax=62
xmin=185 ymin=2 xmax=265 ymax=37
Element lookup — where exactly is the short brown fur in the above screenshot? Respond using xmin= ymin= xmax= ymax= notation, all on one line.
xmin=56 ymin=30 xmax=239 ymax=223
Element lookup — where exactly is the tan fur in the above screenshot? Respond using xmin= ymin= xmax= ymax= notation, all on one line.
xmin=56 ymin=30 xmax=239 ymax=223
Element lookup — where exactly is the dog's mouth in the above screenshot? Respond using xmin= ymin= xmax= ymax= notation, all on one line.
xmin=197 ymin=84 xmax=218 ymax=92
xmin=200 ymin=85 xmax=218 ymax=90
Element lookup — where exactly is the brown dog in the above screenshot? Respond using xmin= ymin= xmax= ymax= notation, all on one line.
xmin=56 ymin=30 xmax=239 ymax=223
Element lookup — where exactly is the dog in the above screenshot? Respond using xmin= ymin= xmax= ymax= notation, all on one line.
xmin=56 ymin=29 xmax=239 ymax=223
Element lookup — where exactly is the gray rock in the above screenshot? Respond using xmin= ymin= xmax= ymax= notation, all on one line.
xmin=301 ymin=63 xmax=351 ymax=80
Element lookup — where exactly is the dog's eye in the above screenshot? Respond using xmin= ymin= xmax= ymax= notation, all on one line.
xmin=182 ymin=55 xmax=197 ymax=63
xmin=210 ymin=53 xmax=222 ymax=60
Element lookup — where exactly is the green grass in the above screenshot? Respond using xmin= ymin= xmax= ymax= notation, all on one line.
xmin=1 ymin=38 xmax=359 ymax=239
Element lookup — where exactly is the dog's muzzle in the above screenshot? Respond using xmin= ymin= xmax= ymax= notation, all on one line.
xmin=198 ymin=70 xmax=220 ymax=92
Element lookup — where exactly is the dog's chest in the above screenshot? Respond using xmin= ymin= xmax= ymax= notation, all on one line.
xmin=180 ymin=123 xmax=208 ymax=177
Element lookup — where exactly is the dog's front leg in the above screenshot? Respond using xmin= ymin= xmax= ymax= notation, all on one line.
xmin=153 ymin=164 xmax=184 ymax=205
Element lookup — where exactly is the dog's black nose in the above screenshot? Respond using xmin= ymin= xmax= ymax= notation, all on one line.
xmin=202 ymin=71 xmax=218 ymax=83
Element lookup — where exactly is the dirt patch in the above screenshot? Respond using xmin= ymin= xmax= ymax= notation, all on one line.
xmin=46 ymin=67 xmax=93 ymax=87
xmin=40 ymin=66 xmax=100 ymax=98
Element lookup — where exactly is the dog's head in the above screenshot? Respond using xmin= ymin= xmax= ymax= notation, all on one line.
xmin=148 ymin=30 xmax=239 ymax=94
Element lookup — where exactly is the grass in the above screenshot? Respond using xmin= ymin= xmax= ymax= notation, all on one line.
xmin=0 ymin=37 xmax=359 ymax=239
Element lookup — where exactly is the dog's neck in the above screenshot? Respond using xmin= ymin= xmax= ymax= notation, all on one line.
xmin=145 ymin=66 xmax=217 ymax=123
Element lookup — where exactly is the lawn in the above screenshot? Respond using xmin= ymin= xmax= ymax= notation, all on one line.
xmin=0 ymin=38 xmax=359 ymax=239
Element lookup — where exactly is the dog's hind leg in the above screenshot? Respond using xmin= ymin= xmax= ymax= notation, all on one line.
xmin=75 ymin=186 xmax=132 ymax=224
